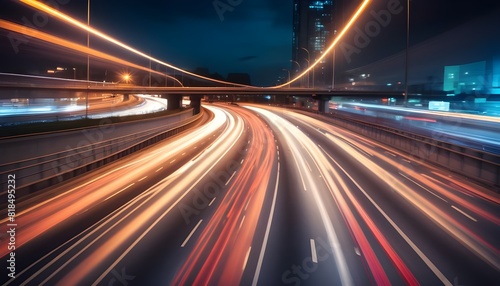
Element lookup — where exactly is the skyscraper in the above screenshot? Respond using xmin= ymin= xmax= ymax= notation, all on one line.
xmin=292 ymin=0 xmax=337 ymax=88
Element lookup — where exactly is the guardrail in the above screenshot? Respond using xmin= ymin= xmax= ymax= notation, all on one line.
xmin=0 ymin=109 xmax=203 ymax=195
xmin=292 ymin=107 xmax=500 ymax=192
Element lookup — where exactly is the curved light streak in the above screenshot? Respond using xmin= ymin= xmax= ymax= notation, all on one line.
xmin=273 ymin=0 xmax=371 ymax=88
xmin=18 ymin=0 xmax=370 ymax=89
xmin=18 ymin=0 xmax=254 ymax=88
xmin=0 ymin=20 xmax=184 ymax=87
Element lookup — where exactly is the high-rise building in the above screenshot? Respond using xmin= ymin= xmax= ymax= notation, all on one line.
xmin=292 ymin=0 xmax=337 ymax=88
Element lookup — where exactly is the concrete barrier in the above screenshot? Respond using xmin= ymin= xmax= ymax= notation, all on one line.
xmin=291 ymin=107 xmax=500 ymax=192
xmin=1 ymin=109 xmax=203 ymax=196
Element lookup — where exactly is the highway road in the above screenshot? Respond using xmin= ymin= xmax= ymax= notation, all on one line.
xmin=0 ymin=94 xmax=168 ymax=126
xmin=330 ymin=102 xmax=500 ymax=154
xmin=1 ymin=104 xmax=498 ymax=285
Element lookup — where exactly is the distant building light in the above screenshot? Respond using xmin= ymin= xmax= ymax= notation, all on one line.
xmin=386 ymin=83 xmax=392 ymax=86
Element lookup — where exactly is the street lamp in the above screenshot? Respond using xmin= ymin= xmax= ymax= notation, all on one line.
xmin=122 ymin=73 xmax=132 ymax=84
xmin=290 ymin=60 xmax=301 ymax=87
xmin=86 ymin=0 xmax=90 ymax=119
xmin=290 ymin=60 xmax=301 ymax=73
xmin=73 ymin=67 xmax=76 ymax=80
xmin=300 ymin=47 xmax=313 ymax=88
xmin=404 ymin=0 xmax=410 ymax=106
xmin=282 ymin=69 xmax=290 ymax=88
xmin=332 ymin=30 xmax=337 ymax=90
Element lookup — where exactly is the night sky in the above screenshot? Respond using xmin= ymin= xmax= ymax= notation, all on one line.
xmin=1 ymin=0 xmax=294 ymax=86
xmin=1 ymin=0 xmax=499 ymax=86
xmin=91 ymin=0 xmax=293 ymax=85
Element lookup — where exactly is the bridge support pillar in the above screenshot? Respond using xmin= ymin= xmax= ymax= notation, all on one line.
xmin=123 ymin=93 xmax=130 ymax=101
xmin=166 ymin=94 xmax=182 ymax=110
xmin=190 ymin=95 xmax=201 ymax=114
xmin=316 ymin=95 xmax=331 ymax=113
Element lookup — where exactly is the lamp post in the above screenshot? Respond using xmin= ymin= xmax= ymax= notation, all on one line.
xmin=332 ymin=30 xmax=337 ymax=90
xmin=282 ymin=69 xmax=290 ymax=88
xmin=86 ymin=0 xmax=90 ymax=119
xmin=300 ymin=47 xmax=314 ymax=88
xmin=290 ymin=60 xmax=301 ymax=88
xmin=290 ymin=60 xmax=301 ymax=73
xmin=404 ymin=0 xmax=410 ymax=106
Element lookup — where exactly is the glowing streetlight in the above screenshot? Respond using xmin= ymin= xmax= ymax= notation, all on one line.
xmin=122 ymin=73 xmax=132 ymax=84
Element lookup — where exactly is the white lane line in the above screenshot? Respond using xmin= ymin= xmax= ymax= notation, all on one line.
xmin=226 ymin=171 xmax=237 ymax=186
xmin=243 ymin=246 xmax=252 ymax=271
xmin=310 ymin=239 xmax=318 ymax=263
xmin=181 ymin=219 xmax=203 ymax=247
xmin=244 ymin=195 xmax=252 ymax=211
xmin=90 ymin=106 xmax=242 ymax=284
xmin=290 ymin=145 xmax=307 ymax=192
xmin=322 ymin=150 xmax=452 ymax=286
xmin=104 ymin=183 xmax=134 ymax=201
xmin=208 ymin=197 xmax=216 ymax=207
xmin=138 ymin=176 xmax=148 ymax=182
xmin=252 ymin=162 xmax=280 ymax=286
xmin=181 ymin=152 xmax=186 ymax=156
xmin=451 ymin=205 xmax=477 ymax=222
xmin=305 ymin=158 xmax=313 ymax=172
xmin=354 ymin=247 xmax=361 ymax=256
xmin=241 ymin=159 xmax=245 ymax=164
xmin=385 ymin=151 xmax=397 ymax=157
xmin=239 ymin=215 xmax=246 ymax=231
xmin=422 ymin=173 xmax=474 ymax=198
xmin=170 ymin=159 xmax=176 ymax=164
xmin=155 ymin=166 xmax=163 ymax=172
xmin=399 ymin=172 xmax=448 ymax=203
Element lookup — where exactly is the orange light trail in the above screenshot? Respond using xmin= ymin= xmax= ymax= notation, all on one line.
xmin=18 ymin=0 xmax=370 ymax=89
xmin=0 ymin=19 xmax=184 ymax=86
xmin=173 ymin=106 xmax=276 ymax=285
xmin=18 ymin=0 xmax=254 ymax=88
xmin=273 ymin=0 xmax=371 ymax=88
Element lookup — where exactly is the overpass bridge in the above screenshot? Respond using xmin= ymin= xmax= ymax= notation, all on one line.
xmin=0 ymin=84 xmax=404 ymax=113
